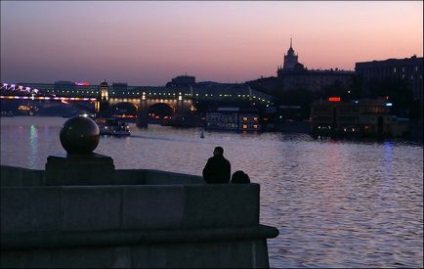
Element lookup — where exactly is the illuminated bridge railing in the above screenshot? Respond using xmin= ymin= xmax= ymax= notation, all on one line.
xmin=0 ymin=95 xmax=96 ymax=102
xmin=1 ymin=82 xmax=274 ymax=105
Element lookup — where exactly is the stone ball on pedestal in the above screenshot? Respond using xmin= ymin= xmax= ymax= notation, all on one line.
xmin=60 ymin=116 xmax=100 ymax=154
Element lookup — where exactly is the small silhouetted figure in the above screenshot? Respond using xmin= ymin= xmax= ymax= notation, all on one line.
xmin=202 ymin=146 xmax=231 ymax=184
xmin=231 ymin=170 xmax=250 ymax=184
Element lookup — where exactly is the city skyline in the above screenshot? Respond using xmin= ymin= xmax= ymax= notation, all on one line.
xmin=1 ymin=1 xmax=423 ymax=86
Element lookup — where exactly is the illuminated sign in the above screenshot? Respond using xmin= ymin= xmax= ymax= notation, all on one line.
xmin=328 ymin=97 xmax=341 ymax=102
xmin=75 ymin=82 xmax=90 ymax=86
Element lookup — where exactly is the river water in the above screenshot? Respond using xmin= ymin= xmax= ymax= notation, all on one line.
xmin=1 ymin=116 xmax=423 ymax=268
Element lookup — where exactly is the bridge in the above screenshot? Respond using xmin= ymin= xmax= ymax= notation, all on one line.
xmin=1 ymin=81 xmax=274 ymax=127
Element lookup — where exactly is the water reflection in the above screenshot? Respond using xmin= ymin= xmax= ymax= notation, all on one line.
xmin=0 ymin=117 xmax=422 ymax=268
xmin=29 ymin=125 xmax=38 ymax=168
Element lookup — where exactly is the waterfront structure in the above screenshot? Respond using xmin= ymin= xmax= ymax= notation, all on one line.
xmin=355 ymin=55 xmax=423 ymax=101
xmin=0 ymin=80 xmax=274 ymax=127
xmin=276 ymin=40 xmax=354 ymax=92
xmin=310 ymin=97 xmax=409 ymax=138
xmin=0 ymin=118 xmax=279 ymax=268
xmin=0 ymin=80 xmax=273 ymax=106
xmin=206 ymin=107 xmax=261 ymax=132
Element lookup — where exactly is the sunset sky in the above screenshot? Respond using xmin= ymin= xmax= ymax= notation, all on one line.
xmin=1 ymin=1 xmax=422 ymax=86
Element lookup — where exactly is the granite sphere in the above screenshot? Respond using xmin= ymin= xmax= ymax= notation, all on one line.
xmin=60 ymin=116 xmax=100 ymax=154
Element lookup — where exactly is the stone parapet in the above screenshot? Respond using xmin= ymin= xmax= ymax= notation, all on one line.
xmin=1 ymin=184 xmax=260 ymax=233
xmin=0 ymin=165 xmax=279 ymax=268
xmin=0 ymin=165 xmax=44 ymax=187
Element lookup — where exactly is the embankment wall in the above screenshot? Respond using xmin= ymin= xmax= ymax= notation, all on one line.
xmin=1 ymin=165 xmax=279 ymax=268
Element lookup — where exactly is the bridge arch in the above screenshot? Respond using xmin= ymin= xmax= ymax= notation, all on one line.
xmin=147 ymin=103 xmax=175 ymax=123
xmin=110 ymin=102 xmax=138 ymax=115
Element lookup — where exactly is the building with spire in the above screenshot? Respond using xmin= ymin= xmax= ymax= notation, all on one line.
xmin=276 ymin=39 xmax=353 ymax=92
xmin=282 ymin=38 xmax=299 ymax=71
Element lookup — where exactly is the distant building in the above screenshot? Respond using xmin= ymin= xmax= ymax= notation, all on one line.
xmin=166 ymin=75 xmax=196 ymax=87
xmin=276 ymin=39 xmax=354 ymax=92
xmin=206 ymin=107 xmax=261 ymax=132
xmin=279 ymin=69 xmax=354 ymax=92
xmin=355 ymin=56 xmax=423 ymax=101
xmin=112 ymin=83 xmax=128 ymax=93
xmin=310 ymin=98 xmax=410 ymax=138
xmin=282 ymin=38 xmax=300 ymax=71
xmin=54 ymin=81 xmax=75 ymax=92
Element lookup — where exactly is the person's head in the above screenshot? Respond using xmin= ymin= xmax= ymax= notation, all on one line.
xmin=231 ymin=170 xmax=250 ymax=184
xmin=213 ymin=146 xmax=224 ymax=156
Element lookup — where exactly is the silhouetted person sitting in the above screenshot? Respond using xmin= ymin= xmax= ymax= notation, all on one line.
xmin=231 ymin=170 xmax=250 ymax=184
xmin=202 ymin=146 xmax=231 ymax=184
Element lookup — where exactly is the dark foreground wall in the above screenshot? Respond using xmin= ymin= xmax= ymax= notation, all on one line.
xmin=1 ymin=165 xmax=279 ymax=268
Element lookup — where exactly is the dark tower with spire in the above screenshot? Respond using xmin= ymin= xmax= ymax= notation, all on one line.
xmin=282 ymin=38 xmax=299 ymax=71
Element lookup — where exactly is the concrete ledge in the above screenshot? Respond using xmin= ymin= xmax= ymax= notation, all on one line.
xmin=1 ymin=225 xmax=278 ymax=250
xmin=1 ymin=184 xmax=260 ymax=233
xmin=1 ymin=165 xmax=278 ymax=268
xmin=1 ymin=166 xmax=205 ymax=187
xmin=1 ymin=239 xmax=273 ymax=268
xmin=114 ymin=169 xmax=205 ymax=185
xmin=0 ymin=165 xmax=44 ymax=187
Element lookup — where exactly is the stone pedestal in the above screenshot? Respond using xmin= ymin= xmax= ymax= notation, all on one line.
xmin=45 ymin=153 xmax=115 ymax=186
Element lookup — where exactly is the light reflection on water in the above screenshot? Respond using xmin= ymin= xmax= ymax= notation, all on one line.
xmin=1 ymin=117 xmax=423 ymax=268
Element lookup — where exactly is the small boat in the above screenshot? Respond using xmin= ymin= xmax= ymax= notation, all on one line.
xmin=200 ymin=130 xmax=205 ymax=138
xmin=95 ymin=118 xmax=131 ymax=136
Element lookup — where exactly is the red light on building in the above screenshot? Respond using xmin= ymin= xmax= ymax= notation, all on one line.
xmin=75 ymin=82 xmax=90 ymax=86
xmin=328 ymin=97 xmax=341 ymax=102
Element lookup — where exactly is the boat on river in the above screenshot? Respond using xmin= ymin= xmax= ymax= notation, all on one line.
xmin=95 ymin=118 xmax=131 ymax=136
